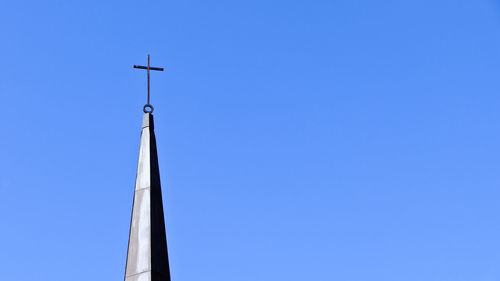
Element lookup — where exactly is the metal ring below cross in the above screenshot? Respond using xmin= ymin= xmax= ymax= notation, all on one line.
xmin=143 ymin=104 xmax=154 ymax=113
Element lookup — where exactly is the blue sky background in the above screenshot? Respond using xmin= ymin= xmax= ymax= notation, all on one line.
xmin=2 ymin=0 xmax=500 ymax=280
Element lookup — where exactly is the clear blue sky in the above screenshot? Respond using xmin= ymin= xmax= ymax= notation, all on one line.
xmin=2 ymin=1 xmax=500 ymax=280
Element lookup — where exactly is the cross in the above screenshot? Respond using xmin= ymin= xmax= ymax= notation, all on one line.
xmin=134 ymin=54 xmax=164 ymax=113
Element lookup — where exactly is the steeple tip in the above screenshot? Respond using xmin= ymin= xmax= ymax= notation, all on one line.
xmin=142 ymin=113 xmax=154 ymax=129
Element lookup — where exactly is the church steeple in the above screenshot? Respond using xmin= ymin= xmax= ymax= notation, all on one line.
xmin=125 ymin=56 xmax=170 ymax=281
xmin=125 ymin=113 xmax=171 ymax=281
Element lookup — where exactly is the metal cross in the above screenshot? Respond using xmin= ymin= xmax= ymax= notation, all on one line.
xmin=134 ymin=54 xmax=164 ymax=113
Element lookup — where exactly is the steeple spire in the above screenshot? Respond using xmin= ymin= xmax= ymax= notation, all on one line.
xmin=125 ymin=57 xmax=170 ymax=281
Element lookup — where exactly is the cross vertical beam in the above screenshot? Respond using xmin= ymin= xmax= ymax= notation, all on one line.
xmin=134 ymin=54 xmax=164 ymax=113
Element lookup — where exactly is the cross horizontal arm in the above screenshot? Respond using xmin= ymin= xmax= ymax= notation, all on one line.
xmin=133 ymin=65 xmax=164 ymax=71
